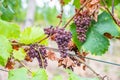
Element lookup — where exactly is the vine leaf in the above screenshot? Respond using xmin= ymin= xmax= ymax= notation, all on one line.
xmin=0 ymin=20 xmax=20 ymax=39
xmin=93 ymin=11 xmax=120 ymax=37
xmin=19 ymin=27 xmax=48 ymax=45
xmin=53 ymin=75 xmax=63 ymax=80
xmin=0 ymin=5 xmax=14 ymax=21
xmin=66 ymin=69 xmax=99 ymax=80
xmin=0 ymin=35 xmax=12 ymax=66
xmin=64 ymin=0 xmax=71 ymax=5
xmin=70 ymin=11 xmax=120 ymax=55
xmin=8 ymin=67 xmax=29 ymax=80
xmin=70 ymin=23 xmax=84 ymax=49
xmin=101 ymin=0 xmax=120 ymax=7
xmin=73 ymin=0 xmax=81 ymax=9
xmin=13 ymin=48 xmax=26 ymax=61
xmin=82 ymin=28 xmax=109 ymax=55
xmin=31 ymin=69 xmax=48 ymax=80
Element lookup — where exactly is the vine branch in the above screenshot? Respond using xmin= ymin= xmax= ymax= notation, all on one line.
xmin=112 ymin=0 xmax=115 ymax=15
xmin=101 ymin=0 xmax=117 ymax=24
xmin=16 ymin=60 xmax=32 ymax=73
xmin=70 ymin=54 xmax=103 ymax=80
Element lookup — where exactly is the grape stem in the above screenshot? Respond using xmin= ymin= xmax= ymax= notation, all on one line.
xmin=63 ymin=0 xmax=91 ymax=28
xmin=112 ymin=0 xmax=114 ymax=16
xmin=101 ymin=0 xmax=117 ymax=24
xmin=57 ymin=3 xmax=63 ymax=27
xmin=16 ymin=60 xmax=32 ymax=73
xmin=38 ymin=50 xmax=45 ymax=68
xmin=37 ymin=35 xmax=49 ymax=43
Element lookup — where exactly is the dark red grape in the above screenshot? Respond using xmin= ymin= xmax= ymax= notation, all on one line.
xmin=74 ymin=11 xmax=91 ymax=42
xmin=27 ymin=44 xmax=47 ymax=68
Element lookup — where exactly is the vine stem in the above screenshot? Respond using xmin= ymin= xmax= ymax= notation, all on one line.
xmin=38 ymin=35 xmax=49 ymax=43
xmin=0 ymin=68 xmax=8 ymax=72
xmin=63 ymin=0 xmax=91 ymax=28
xmin=35 ymin=48 xmax=45 ymax=68
xmin=57 ymin=2 xmax=63 ymax=27
xmin=38 ymin=52 xmax=45 ymax=68
xmin=16 ymin=60 xmax=32 ymax=73
xmin=112 ymin=0 xmax=114 ymax=16
xmin=101 ymin=0 xmax=117 ymax=24
xmin=69 ymin=54 xmax=103 ymax=80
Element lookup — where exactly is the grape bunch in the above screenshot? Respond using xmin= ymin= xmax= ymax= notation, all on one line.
xmin=74 ymin=11 xmax=91 ymax=42
xmin=28 ymin=44 xmax=47 ymax=68
xmin=54 ymin=28 xmax=72 ymax=58
xmin=44 ymin=27 xmax=72 ymax=58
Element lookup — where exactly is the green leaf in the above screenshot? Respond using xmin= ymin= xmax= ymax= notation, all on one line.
xmin=66 ymin=69 xmax=99 ymax=80
xmin=0 ymin=35 xmax=12 ymax=66
xmin=19 ymin=27 xmax=48 ymax=44
xmin=93 ymin=12 xmax=120 ymax=37
xmin=70 ymin=23 xmax=83 ymax=49
xmin=82 ymin=28 xmax=109 ymax=55
xmin=101 ymin=0 xmax=120 ymax=7
xmin=64 ymin=0 xmax=71 ymax=5
xmin=31 ymin=69 xmax=48 ymax=80
xmin=73 ymin=0 xmax=81 ymax=9
xmin=66 ymin=69 xmax=81 ymax=80
xmin=53 ymin=75 xmax=63 ymax=80
xmin=0 ymin=19 xmax=20 ymax=39
xmin=8 ymin=67 xmax=29 ymax=80
xmin=0 ymin=5 xmax=14 ymax=21
xmin=13 ymin=48 xmax=26 ymax=60
xmin=70 ymin=11 xmax=120 ymax=55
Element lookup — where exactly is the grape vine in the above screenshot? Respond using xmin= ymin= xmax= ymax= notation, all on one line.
xmin=0 ymin=0 xmax=120 ymax=80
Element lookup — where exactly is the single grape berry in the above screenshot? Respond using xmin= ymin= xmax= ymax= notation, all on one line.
xmin=74 ymin=11 xmax=91 ymax=42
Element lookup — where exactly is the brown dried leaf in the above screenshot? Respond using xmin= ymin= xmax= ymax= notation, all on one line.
xmin=57 ymin=14 xmax=62 ymax=19
xmin=80 ymin=0 xmax=86 ymax=4
xmin=50 ymin=34 xmax=56 ymax=41
xmin=82 ymin=65 xmax=86 ymax=70
xmin=59 ymin=0 xmax=64 ymax=5
xmin=5 ymin=58 xmax=15 ymax=70
xmin=104 ymin=33 xmax=113 ymax=39
xmin=58 ymin=57 xmax=75 ymax=68
xmin=12 ymin=45 xmax=19 ymax=50
xmin=25 ymin=55 xmax=32 ymax=62
xmin=68 ymin=41 xmax=76 ymax=50
xmin=86 ymin=0 xmax=100 ymax=21
xmin=58 ymin=58 xmax=63 ymax=67
xmin=47 ymin=50 xmax=58 ymax=61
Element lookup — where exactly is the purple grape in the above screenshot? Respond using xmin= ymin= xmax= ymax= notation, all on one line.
xmin=54 ymin=28 xmax=72 ymax=58
xmin=27 ymin=44 xmax=47 ymax=68
xmin=44 ymin=27 xmax=72 ymax=58
xmin=74 ymin=11 xmax=91 ymax=42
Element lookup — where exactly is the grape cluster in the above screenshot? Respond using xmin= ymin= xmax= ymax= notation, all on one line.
xmin=28 ymin=44 xmax=47 ymax=68
xmin=54 ymin=28 xmax=72 ymax=58
xmin=74 ymin=11 xmax=91 ymax=42
xmin=44 ymin=27 xmax=72 ymax=58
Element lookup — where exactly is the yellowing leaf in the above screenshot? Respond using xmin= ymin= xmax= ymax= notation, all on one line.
xmin=13 ymin=48 xmax=26 ymax=60
xmin=19 ymin=27 xmax=48 ymax=45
